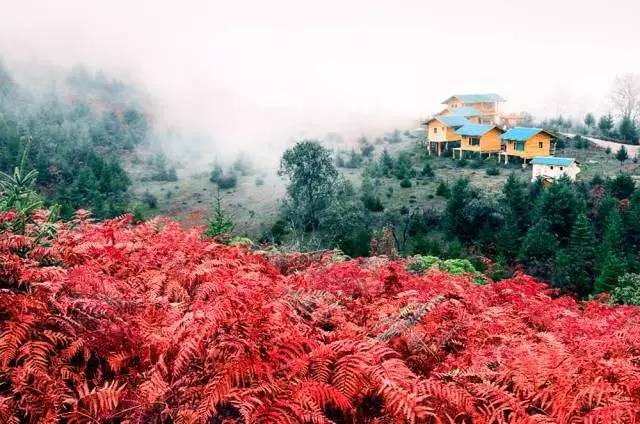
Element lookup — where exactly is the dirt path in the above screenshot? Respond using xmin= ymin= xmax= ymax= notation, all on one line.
xmin=562 ymin=133 xmax=639 ymax=157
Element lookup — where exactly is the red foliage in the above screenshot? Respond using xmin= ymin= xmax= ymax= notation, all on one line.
xmin=1 ymin=213 xmax=640 ymax=423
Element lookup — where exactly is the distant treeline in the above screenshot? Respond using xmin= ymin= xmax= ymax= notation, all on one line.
xmin=0 ymin=61 xmax=149 ymax=218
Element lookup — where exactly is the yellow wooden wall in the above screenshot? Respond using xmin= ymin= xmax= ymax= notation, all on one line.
xmin=504 ymin=133 xmax=552 ymax=158
xmin=460 ymin=128 xmax=502 ymax=152
xmin=426 ymin=120 xmax=446 ymax=141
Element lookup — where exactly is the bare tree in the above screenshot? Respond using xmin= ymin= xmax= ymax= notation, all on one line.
xmin=609 ymin=74 xmax=640 ymax=122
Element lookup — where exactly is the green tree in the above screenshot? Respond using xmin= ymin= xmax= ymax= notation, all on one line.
xmin=394 ymin=152 xmax=413 ymax=180
xmin=279 ymin=140 xmax=338 ymax=232
xmin=502 ymin=173 xmax=529 ymax=234
xmin=594 ymin=208 xmax=627 ymax=293
xmin=598 ymin=114 xmax=614 ymax=136
xmin=380 ymin=149 xmax=394 ymax=176
xmin=204 ymin=190 xmax=235 ymax=240
xmin=619 ymin=116 xmax=638 ymax=142
xmin=584 ymin=112 xmax=596 ymax=128
xmin=609 ymin=173 xmax=636 ymax=199
xmin=553 ymin=214 xmax=596 ymax=295
xmin=518 ymin=219 xmax=559 ymax=280
xmin=616 ymin=145 xmax=629 ymax=162
xmin=534 ymin=177 xmax=582 ymax=243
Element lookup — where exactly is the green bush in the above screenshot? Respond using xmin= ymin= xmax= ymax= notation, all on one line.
xmin=363 ymin=194 xmax=384 ymax=212
xmin=610 ymin=273 xmax=640 ymax=305
xmin=217 ymin=173 xmax=238 ymax=189
xmin=456 ymin=158 xmax=468 ymax=167
xmin=486 ymin=166 xmax=500 ymax=176
xmin=210 ymin=165 xmax=223 ymax=183
xmin=435 ymin=180 xmax=450 ymax=198
xmin=421 ymin=163 xmax=435 ymax=177
xmin=400 ymin=177 xmax=412 ymax=188
xmin=470 ymin=159 xmax=483 ymax=169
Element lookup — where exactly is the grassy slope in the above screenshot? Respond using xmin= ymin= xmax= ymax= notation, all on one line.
xmin=128 ymin=136 xmax=640 ymax=238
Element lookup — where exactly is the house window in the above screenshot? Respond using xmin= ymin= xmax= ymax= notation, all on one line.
xmin=560 ymin=166 xmax=564 ymax=171
xmin=469 ymin=137 xmax=480 ymax=146
xmin=433 ymin=127 xmax=438 ymax=134
xmin=550 ymin=166 xmax=554 ymax=170
xmin=514 ymin=141 xmax=525 ymax=151
xmin=538 ymin=142 xmax=543 ymax=148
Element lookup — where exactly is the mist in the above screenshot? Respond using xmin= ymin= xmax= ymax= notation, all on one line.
xmin=2 ymin=0 xmax=639 ymax=167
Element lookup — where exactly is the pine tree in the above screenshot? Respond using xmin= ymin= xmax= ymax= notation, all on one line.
xmin=518 ymin=219 xmax=559 ymax=280
xmin=502 ymin=173 xmax=529 ymax=233
xmin=616 ymin=145 xmax=629 ymax=162
xmin=534 ymin=177 xmax=582 ymax=243
xmin=204 ymin=190 xmax=235 ymax=240
xmin=595 ymin=209 xmax=626 ymax=293
xmin=553 ymin=214 xmax=596 ymax=295
xmin=584 ymin=112 xmax=596 ymax=128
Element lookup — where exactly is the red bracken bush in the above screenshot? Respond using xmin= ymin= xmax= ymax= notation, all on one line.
xmin=1 ymin=212 xmax=640 ymax=423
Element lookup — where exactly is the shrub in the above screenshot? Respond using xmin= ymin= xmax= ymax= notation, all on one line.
xmin=486 ymin=166 xmax=500 ymax=176
xmin=616 ymin=145 xmax=629 ymax=162
xmin=421 ymin=163 xmax=435 ymax=177
xmin=400 ymin=177 xmax=412 ymax=188
xmin=142 ymin=191 xmax=158 ymax=209
xmin=255 ymin=177 xmax=264 ymax=186
xmin=610 ymin=273 xmax=640 ymax=305
xmin=363 ymin=194 xmax=385 ymax=212
xmin=209 ymin=165 xmax=224 ymax=183
xmin=217 ymin=172 xmax=238 ymax=189
xmin=456 ymin=158 xmax=468 ymax=167
xmin=436 ymin=180 xmax=450 ymax=197
xmin=470 ymin=158 xmax=483 ymax=169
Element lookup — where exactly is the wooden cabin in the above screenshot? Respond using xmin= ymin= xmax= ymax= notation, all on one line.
xmin=423 ymin=115 xmax=468 ymax=156
xmin=499 ymin=127 xmax=556 ymax=164
xmin=437 ymin=106 xmax=482 ymax=124
xmin=452 ymin=124 xmax=504 ymax=159
xmin=531 ymin=156 xmax=580 ymax=182
xmin=441 ymin=93 xmax=505 ymax=124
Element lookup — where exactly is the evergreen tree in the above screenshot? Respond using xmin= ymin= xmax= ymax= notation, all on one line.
xmin=534 ymin=177 xmax=582 ymax=243
xmin=584 ymin=112 xmax=596 ymax=128
xmin=502 ymin=173 xmax=529 ymax=234
xmin=619 ymin=116 xmax=638 ymax=142
xmin=598 ymin=114 xmax=614 ymax=136
xmin=204 ymin=190 xmax=235 ymax=240
xmin=594 ymin=207 xmax=627 ymax=293
xmin=518 ymin=219 xmax=559 ymax=280
xmin=553 ymin=214 xmax=596 ymax=295
xmin=616 ymin=145 xmax=629 ymax=162
xmin=495 ymin=209 xmax=521 ymax=261
xmin=380 ymin=149 xmax=394 ymax=176
xmin=624 ymin=190 xmax=640 ymax=250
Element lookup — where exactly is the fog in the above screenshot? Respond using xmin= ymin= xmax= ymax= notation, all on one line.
xmin=2 ymin=0 xmax=639 ymax=165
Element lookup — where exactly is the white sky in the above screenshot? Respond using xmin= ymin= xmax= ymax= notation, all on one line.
xmin=1 ymin=0 xmax=639 ymax=157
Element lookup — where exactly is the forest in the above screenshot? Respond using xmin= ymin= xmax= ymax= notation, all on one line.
xmin=0 ymin=60 xmax=149 ymax=218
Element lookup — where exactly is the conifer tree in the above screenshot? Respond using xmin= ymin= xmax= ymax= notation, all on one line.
xmin=518 ymin=219 xmax=559 ymax=280
xmin=595 ymin=209 xmax=626 ymax=293
xmin=553 ymin=214 xmax=596 ymax=295
xmin=534 ymin=177 xmax=582 ymax=243
xmin=204 ymin=189 xmax=235 ymax=240
xmin=502 ymin=173 xmax=529 ymax=234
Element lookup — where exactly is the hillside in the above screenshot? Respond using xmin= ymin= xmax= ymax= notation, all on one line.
xmin=1 ymin=211 xmax=639 ymax=423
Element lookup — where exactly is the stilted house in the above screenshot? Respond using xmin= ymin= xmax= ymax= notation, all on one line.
xmin=531 ymin=156 xmax=580 ymax=182
xmin=423 ymin=115 xmax=468 ymax=156
xmin=439 ymin=93 xmax=505 ymax=124
xmin=499 ymin=127 xmax=556 ymax=164
xmin=452 ymin=123 xmax=504 ymax=159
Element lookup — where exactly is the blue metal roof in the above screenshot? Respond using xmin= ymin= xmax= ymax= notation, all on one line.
xmin=455 ymin=124 xmax=496 ymax=137
xmin=501 ymin=127 xmax=543 ymax=141
xmin=442 ymin=93 xmax=506 ymax=104
xmin=436 ymin=116 xmax=469 ymax=127
xmin=531 ymin=156 xmax=575 ymax=166
xmin=449 ymin=106 xmax=482 ymax=117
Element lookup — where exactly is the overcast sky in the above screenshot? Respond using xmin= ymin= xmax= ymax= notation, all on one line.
xmin=1 ymin=0 xmax=639 ymax=154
